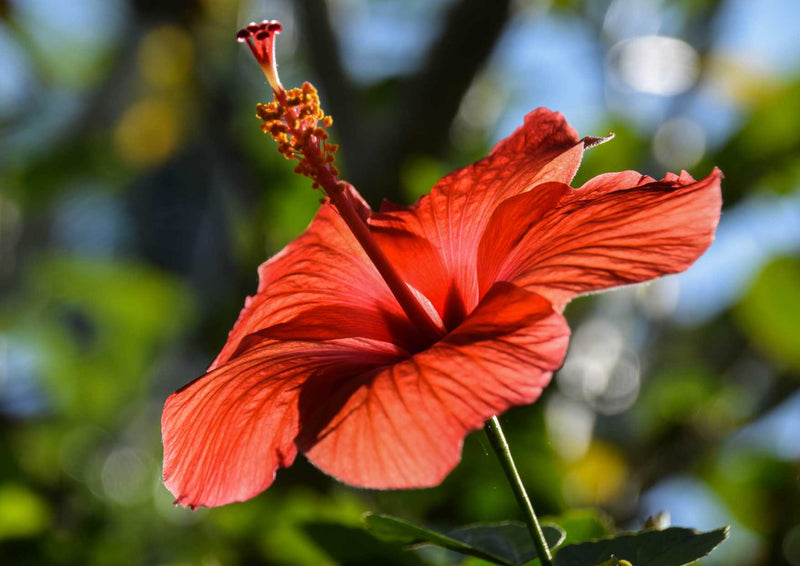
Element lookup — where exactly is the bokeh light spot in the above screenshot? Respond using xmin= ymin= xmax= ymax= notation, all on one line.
xmin=653 ymin=117 xmax=707 ymax=170
xmin=101 ymin=447 xmax=153 ymax=505
xmin=610 ymin=35 xmax=699 ymax=95
xmin=138 ymin=26 xmax=195 ymax=89
xmin=565 ymin=442 xmax=628 ymax=505
xmin=557 ymin=317 xmax=641 ymax=414
xmin=114 ymin=98 xmax=180 ymax=168
xmin=637 ymin=276 xmax=681 ymax=319
xmin=546 ymin=394 xmax=596 ymax=461
xmin=0 ymin=484 xmax=50 ymax=540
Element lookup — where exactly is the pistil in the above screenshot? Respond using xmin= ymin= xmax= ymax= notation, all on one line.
xmin=237 ymin=21 xmax=445 ymax=345
xmin=236 ymin=20 xmax=284 ymax=92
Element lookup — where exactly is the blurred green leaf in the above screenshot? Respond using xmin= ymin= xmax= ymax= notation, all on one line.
xmin=254 ymin=488 xmax=369 ymax=565
xmin=736 ymin=82 xmax=800 ymax=161
xmin=633 ymin=365 xmax=720 ymax=440
xmin=544 ymin=509 xmax=615 ymax=547
xmin=705 ymin=79 xmax=800 ymax=204
xmin=703 ymin=449 xmax=799 ymax=534
xmin=364 ymin=512 xmax=565 ymax=566
xmin=553 ymin=527 xmax=729 ymax=566
xmin=736 ymin=256 xmax=800 ymax=372
xmin=262 ymin=172 xmax=322 ymax=250
xmin=401 ymin=155 xmax=447 ymax=204
xmin=11 ymin=254 xmax=195 ymax=422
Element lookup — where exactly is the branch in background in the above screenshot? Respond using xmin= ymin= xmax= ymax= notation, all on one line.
xmin=296 ymin=0 xmax=513 ymax=204
xmin=371 ymin=0 xmax=512 ymax=202
xmin=396 ymin=0 xmax=511 ymax=156
xmin=295 ymin=0 xmax=359 ymax=159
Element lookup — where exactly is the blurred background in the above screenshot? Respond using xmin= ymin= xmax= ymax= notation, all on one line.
xmin=1 ymin=0 xmax=799 ymax=564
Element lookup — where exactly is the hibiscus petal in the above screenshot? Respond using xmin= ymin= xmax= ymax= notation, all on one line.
xmin=481 ymin=168 xmax=723 ymax=310
xmin=227 ymin=301 xmax=428 ymax=357
xmin=162 ymin=337 xmax=405 ymax=508
xmin=299 ymin=282 xmax=569 ymax=489
xmin=210 ymin=189 xmax=413 ymax=370
xmin=477 ymin=181 xmax=570 ymax=296
xmin=370 ymin=108 xmax=585 ymax=324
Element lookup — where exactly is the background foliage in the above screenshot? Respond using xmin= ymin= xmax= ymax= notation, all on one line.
xmin=1 ymin=0 xmax=799 ymax=564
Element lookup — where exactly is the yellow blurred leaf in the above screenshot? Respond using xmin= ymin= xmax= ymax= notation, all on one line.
xmin=564 ymin=442 xmax=628 ymax=505
xmin=138 ymin=26 xmax=194 ymax=89
xmin=0 ymin=484 xmax=50 ymax=540
xmin=114 ymin=98 xmax=181 ymax=168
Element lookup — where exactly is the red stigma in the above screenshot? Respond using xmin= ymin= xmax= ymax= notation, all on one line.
xmin=236 ymin=20 xmax=284 ymax=91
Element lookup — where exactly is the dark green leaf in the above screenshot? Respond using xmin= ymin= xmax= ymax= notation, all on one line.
xmin=302 ymin=522 xmax=427 ymax=566
xmin=363 ymin=513 xmax=565 ymax=566
xmin=544 ymin=509 xmax=615 ymax=547
xmin=553 ymin=526 xmax=729 ymax=566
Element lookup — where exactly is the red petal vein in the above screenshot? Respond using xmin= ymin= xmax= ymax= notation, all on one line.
xmin=301 ymin=282 xmax=569 ymax=489
xmin=482 ymin=168 xmax=723 ymax=310
xmin=163 ymin=338 xmax=406 ymax=508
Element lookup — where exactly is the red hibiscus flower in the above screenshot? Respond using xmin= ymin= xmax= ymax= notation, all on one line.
xmin=161 ymin=22 xmax=722 ymax=509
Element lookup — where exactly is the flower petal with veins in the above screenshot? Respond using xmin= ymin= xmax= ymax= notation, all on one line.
xmin=300 ymin=282 xmax=569 ymax=488
xmin=162 ymin=107 xmax=722 ymax=508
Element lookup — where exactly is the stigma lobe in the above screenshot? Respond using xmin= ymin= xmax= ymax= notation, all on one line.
xmin=237 ymin=20 xmax=284 ymax=91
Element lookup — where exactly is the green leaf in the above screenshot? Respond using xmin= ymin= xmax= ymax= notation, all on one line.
xmin=363 ymin=513 xmax=565 ymax=566
xmin=302 ymin=522 xmax=427 ymax=566
xmin=544 ymin=509 xmax=615 ymax=547
xmin=553 ymin=526 xmax=729 ymax=566
xmin=735 ymin=256 xmax=800 ymax=372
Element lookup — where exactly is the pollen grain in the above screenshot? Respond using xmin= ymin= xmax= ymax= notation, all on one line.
xmin=256 ymin=82 xmax=340 ymax=188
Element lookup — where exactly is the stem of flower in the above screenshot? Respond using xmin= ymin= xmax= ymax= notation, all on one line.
xmin=484 ymin=415 xmax=554 ymax=566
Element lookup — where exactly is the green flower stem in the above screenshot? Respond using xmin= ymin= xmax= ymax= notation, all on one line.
xmin=485 ymin=415 xmax=554 ymax=566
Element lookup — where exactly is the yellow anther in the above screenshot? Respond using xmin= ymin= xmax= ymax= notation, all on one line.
xmin=253 ymin=77 xmax=338 ymax=189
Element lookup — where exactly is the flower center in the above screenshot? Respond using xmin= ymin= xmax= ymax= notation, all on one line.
xmin=237 ymin=21 xmax=445 ymax=346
